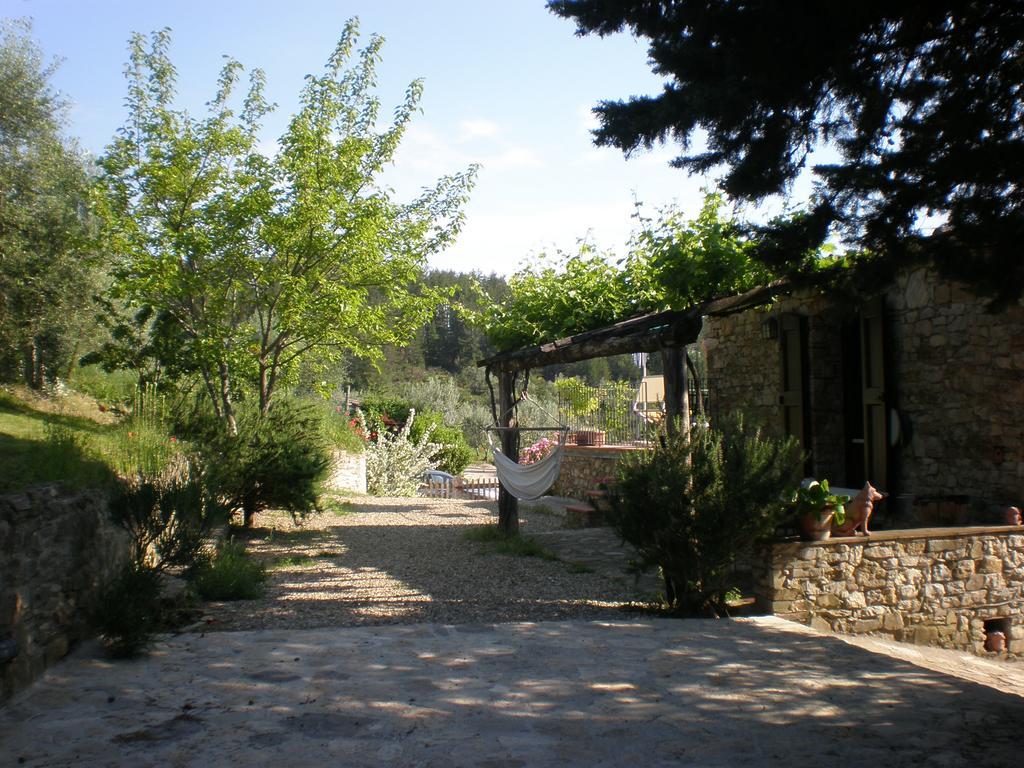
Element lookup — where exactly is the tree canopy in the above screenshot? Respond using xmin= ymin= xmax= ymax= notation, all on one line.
xmin=482 ymin=193 xmax=766 ymax=350
xmin=549 ymin=2 xmax=1024 ymax=303
xmin=0 ymin=19 xmax=101 ymax=387
xmin=99 ymin=20 xmax=476 ymax=431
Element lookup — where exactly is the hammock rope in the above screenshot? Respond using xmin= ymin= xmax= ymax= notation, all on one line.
xmin=485 ymin=426 xmax=569 ymax=501
xmin=484 ymin=366 xmax=568 ymax=501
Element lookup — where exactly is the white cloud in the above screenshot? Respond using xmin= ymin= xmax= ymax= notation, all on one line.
xmin=457 ymin=118 xmax=500 ymax=141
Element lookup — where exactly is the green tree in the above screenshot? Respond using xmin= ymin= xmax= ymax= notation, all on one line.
xmin=549 ymin=2 xmax=1024 ymax=303
xmin=631 ymin=192 xmax=773 ymax=309
xmin=607 ymin=417 xmax=801 ymax=616
xmin=482 ymin=193 xmax=765 ymax=350
xmin=0 ymin=19 xmax=101 ymax=387
xmin=99 ymin=20 xmax=476 ymax=432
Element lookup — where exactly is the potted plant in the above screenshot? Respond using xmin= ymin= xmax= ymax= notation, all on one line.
xmin=789 ymin=479 xmax=851 ymax=541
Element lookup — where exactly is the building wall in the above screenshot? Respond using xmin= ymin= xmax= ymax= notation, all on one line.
xmin=886 ymin=268 xmax=1024 ymax=506
xmin=754 ymin=527 xmax=1024 ymax=657
xmin=1 ymin=485 xmax=130 ymax=702
xmin=702 ymin=266 xmax=1024 ymax=513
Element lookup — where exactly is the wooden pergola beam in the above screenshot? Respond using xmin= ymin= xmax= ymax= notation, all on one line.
xmin=478 ymin=281 xmax=786 ymax=373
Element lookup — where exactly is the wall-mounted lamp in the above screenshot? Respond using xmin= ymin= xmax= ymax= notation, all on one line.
xmin=760 ymin=317 xmax=779 ymax=341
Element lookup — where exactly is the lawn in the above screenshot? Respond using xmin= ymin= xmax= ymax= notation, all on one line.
xmin=0 ymin=388 xmax=117 ymax=492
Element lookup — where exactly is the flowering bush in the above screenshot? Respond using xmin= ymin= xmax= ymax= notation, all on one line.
xmin=520 ymin=437 xmax=556 ymax=465
xmin=363 ymin=408 xmax=441 ymax=496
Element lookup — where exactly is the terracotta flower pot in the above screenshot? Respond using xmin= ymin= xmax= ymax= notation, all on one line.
xmin=574 ymin=430 xmax=606 ymax=447
xmin=799 ymin=509 xmax=835 ymax=541
xmin=984 ymin=630 xmax=1007 ymax=653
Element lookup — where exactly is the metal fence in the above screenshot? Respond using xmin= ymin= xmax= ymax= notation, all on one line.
xmin=555 ymin=378 xmax=710 ymax=445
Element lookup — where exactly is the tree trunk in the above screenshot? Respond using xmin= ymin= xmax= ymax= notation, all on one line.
xmin=661 ymin=345 xmax=689 ymax=438
xmin=218 ymin=361 xmax=237 ymax=436
xmin=497 ymin=368 xmax=519 ymax=536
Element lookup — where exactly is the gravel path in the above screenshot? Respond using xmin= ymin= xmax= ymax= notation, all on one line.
xmin=199 ymin=496 xmax=651 ymax=631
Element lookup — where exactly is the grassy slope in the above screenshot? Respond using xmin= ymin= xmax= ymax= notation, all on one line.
xmin=0 ymin=388 xmax=116 ymax=492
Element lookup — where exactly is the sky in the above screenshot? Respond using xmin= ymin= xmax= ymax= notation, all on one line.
xmin=8 ymin=0 xmax=809 ymax=275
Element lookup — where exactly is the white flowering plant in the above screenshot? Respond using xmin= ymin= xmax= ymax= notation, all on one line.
xmin=362 ymin=408 xmax=441 ymax=496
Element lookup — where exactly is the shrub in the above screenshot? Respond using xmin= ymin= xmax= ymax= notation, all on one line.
xmin=107 ymin=461 xmax=227 ymax=571
xmin=306 ymin=396 xmax=366 ymax=454
xmin=606 ymin=416 xmax=801 ymax=616
xmin=409 ymin=410 xmax=474 ymax=475
xmin=199 ymin=398 xmax=333 ymax=527
xmin=364 ymin=408 xmax=440 ymax=496
xmin=193 ymin=541 xmax=267 ymax=600
xmin=94 ymin=562 xmax=164 ymax=658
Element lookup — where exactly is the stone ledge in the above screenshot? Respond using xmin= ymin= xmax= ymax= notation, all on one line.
xmin=562 ymin=444 xmax=646 ymax=458
xmin=769 ymin=525 xmax=1024 ymax=550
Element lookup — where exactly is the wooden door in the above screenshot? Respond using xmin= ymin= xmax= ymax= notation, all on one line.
xmin=779 ymin=314 xmax=810 ymax=465
xmin=860 ymin=296 xmax=888 ymax=491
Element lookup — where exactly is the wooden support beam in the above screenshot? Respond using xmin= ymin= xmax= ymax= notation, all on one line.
xmin=497 ymin=368 xmax=519 ymax=535
xmin=661 ymin=345 xmax=689 ymax=439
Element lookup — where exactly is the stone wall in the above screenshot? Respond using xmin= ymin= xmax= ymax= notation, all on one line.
xmin=550 ymin=445 xmax=640 ymax=501
xmin=886 ymin=269 xmax=1024 ymax=507
xmin=1 ymin=485 xmax=130 ymax=702
xmin=326 ymin=450 xmax=366 ymax=495
xmin=702 ymin=266 xmax=1024 ymax=512
xmin=754 ymin=527 xmax=1024 ymax=656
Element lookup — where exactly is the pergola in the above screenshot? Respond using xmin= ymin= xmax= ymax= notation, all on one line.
xmin=478 ymin=282 xmax=786 ymax=533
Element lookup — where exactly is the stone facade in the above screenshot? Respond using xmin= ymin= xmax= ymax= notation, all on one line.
xmin=0 ymin=485 xmax=130 ymax=702
xmin=702 ymin=266 xmax=1024 ymax=515
xmin=550 ymin=445 xmax=640 ymax=501
xmin=326 ymin=450 xmax=367 ymax=495
xmin=754 ymin=527 xmax=1024 ymax=657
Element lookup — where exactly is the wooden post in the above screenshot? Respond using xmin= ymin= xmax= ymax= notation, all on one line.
xmin=497 ymin=368 xmax=519 ymax=535
xmin=661 ymin=345 xmax=689 ymax=438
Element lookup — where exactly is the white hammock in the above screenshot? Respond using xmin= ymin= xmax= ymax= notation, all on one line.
xmin=486 ymin=429 xmax=568 ymax=501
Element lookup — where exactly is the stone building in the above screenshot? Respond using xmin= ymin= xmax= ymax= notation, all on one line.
xmin=702 ymin=265 xmax=1024 ymax=524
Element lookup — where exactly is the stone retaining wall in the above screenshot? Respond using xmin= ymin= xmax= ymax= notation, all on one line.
xmin=550 ymin=445 xmax=641 ymax=501
xmin=326 ymin=450 xmax=366 ymax=495
xmin=0 ymin=485 xmax=130 ymax=702
xmin=754 ymin=527 xmax=1024 ymax=657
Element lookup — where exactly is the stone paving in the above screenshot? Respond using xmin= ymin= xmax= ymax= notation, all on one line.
xmin=2 ymin=617 xmax=1022 ymax=767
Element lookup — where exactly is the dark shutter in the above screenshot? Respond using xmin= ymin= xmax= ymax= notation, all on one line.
xmin=779 ymin=314 xmax=810 ymax=462
xmin=860 ymin=296 xmax=888 ymax=491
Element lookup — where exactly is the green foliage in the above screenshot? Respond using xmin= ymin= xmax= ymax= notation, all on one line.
xmin=303 ymin=396 xmax=365 ymax=454
xmin=630 ymin=193 xmax=772 ymax=308
xmin=363 ymin=408 xmax=440 ymax=496
xmin=94 ymin=562 xmax=164 ymax=658
xmin=193 ymin=541 xmax=267 ymax=601
xmin=107 ymin=462 xmax=226 ymax=570
xmin=549 ymin=2 xmax=1024 ymax=304
xmin=408 ymin=410 xmax=474 ymax=475
xmin=481 ymin=194 xmax=770 ymax=351
xmin=483 ymin=246 xmax=638 ymax=350
xmin=199 ymin=398 xmax=332 ymax=527
xmin=789 ymin=479 xmax=852 ymax=526
xmin=98 ymin=20 xmax=476 ymax=428
xmin=0 ymin=19 xmax=103 ymax=387
xmin=606 ymin=416 xmax=801 ymax=616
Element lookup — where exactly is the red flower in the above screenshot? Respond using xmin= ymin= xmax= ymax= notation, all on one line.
xmin=169 ymin=436 xmax=177 ymax=443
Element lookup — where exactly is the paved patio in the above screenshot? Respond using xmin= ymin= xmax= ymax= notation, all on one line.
xmin=2 ymin=617 xmax=1021 ymax=767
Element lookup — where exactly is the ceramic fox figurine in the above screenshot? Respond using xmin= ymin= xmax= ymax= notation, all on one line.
xmin=832 ymin=482 xmax=884 ymax=536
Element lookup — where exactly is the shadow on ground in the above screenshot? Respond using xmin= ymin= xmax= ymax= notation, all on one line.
xmin=2 ymin=618 xmax=1021 ymax=767
xmin=203 ymin=501 xmax=656 ymax=630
